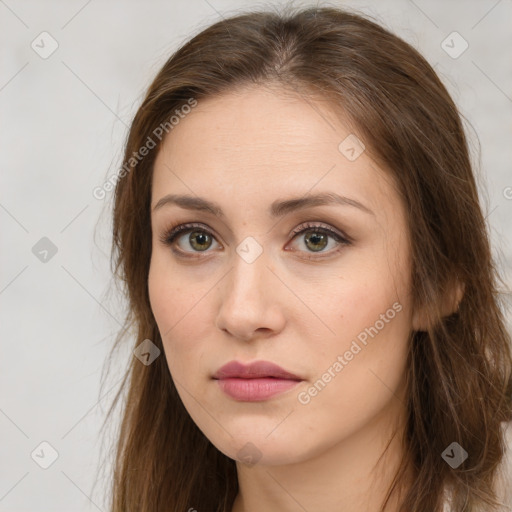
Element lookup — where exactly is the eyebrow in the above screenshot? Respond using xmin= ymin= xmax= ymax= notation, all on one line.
xmin=152 ymin=192 xmax=374 ymax=218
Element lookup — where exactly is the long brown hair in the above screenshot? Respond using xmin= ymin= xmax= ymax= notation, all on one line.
xmin=98 ymin=5 xmax=512 ymax=511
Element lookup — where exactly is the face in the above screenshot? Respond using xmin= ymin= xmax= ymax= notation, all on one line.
xmin=148 ymin=85 xmax=414 ymax=466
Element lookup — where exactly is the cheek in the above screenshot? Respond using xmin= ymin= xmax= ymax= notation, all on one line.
xmin=148 ymin=254 xmax=211 ymax=377
xmin=302 ymin=253 xmax=411 ymax=414
xmin=293 ymin=302 xmax=410 ymax=448
xmin=320 ymin=284 xmax=410 ymax=388
xmin=318 ymin=258 xmax=407 ymax=346
xmin=148 ymin=251 xmax=201 ymax=333
xmin=148 ymin=260 xmax=175 ymax=334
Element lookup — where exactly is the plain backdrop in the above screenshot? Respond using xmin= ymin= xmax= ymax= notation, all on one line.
xmin=1 ymin=0 xmax=511 ymax=510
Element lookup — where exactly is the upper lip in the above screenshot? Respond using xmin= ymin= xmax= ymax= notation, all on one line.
xmin=213 ymin=360 xmax=302 ymax=380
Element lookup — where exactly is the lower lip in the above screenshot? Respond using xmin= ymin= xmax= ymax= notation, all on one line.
xmin=215 ymin=377 xmax=301 ymax=401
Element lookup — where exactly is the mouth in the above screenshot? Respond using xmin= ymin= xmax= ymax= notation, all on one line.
xmin=212 ymin=360 xmax=303 ymax=401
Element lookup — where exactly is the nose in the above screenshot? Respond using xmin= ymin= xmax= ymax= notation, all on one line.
xmin=215 ymin=248 xmax=286 ymax=342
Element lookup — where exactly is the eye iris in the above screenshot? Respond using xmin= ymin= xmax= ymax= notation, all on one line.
xmin=304 ymin=230 xmax=328 ymax=252
xmin=189 ymin=230 xmax=212 ymax=251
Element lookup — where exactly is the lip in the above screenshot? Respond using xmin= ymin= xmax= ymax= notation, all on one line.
xmin=212 ymin=360 xmax=303 ymax=402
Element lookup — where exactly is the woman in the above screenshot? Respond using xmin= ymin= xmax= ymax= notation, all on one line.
xmin=102 ymin=5 xmax=512 ymax=511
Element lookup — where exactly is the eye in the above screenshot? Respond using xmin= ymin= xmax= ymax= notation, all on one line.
xmin=159 ymin=222 xmax=220 ymax=256
xmin=159 ymin=221 xmax=351 ymax=259
xmin=287 ymin=222 xmax=351 ymax=259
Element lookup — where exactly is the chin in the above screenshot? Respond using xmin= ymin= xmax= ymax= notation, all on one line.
xmin=205 ymin=429 xmax=314 ymax=467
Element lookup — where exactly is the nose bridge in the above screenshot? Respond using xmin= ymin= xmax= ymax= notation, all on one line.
xmin=215 ymin=236 xmax=283 ymax=339
xmin=227 ymin=238 xmax=271 ymax=303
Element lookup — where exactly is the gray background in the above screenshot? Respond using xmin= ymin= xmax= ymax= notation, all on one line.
xmin=1 ymin=0 xmax=511 ymax=510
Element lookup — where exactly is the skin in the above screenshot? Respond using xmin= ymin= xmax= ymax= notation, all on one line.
xmin=148 ymin=85 xmax=418 ymax=511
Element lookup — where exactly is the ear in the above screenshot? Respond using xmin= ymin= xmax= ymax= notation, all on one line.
xmin=412 ymin=278 xmax=465 ymax=332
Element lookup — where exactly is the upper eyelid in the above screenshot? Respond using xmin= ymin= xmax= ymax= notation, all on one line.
xmin=168 ymin=221 xmax=342 ymax=236
xmin=289 ymin=221 xmax=348 ymax=240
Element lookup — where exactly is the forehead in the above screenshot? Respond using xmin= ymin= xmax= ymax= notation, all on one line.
xmin=157 ymin=86 xmax=348 ymax=166
xmin=151 ymin=86 xmax=398 ymax=221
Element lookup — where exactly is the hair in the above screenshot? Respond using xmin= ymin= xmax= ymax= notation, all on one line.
xmin=98 ymin=4 xmax=512 ymax=512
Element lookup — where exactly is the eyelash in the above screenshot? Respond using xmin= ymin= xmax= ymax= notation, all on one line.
xmin=159 ymin=221 xmax=352 ymax=260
